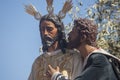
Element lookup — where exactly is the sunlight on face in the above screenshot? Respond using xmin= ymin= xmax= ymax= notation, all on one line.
xmin=41 ymin=20 xmax=58 ymax=39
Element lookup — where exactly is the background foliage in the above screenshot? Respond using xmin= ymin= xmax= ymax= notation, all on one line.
xmin=67 ymin=0 xmax=120 ymax=58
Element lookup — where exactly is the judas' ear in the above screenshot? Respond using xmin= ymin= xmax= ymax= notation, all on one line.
xmin=80 ymin=35 xmax=86 ymax=42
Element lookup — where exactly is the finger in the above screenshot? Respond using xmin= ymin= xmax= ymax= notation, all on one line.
xmin=56 ymin=66 xmax=60 ymax=71
xmin=48 ymin=65 xmax=54 ymax=71
xmin=47 ymin=70 xmax=51 ymax=75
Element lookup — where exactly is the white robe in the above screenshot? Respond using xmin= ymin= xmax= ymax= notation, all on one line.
xmin=28 ymin=49 xmax=83 ymax=80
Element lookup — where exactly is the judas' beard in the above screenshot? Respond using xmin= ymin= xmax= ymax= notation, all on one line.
xmin=42 ymin=35 xmax=58 ymax=50
xmin=67 ymin=36 xmax=81 ymax=49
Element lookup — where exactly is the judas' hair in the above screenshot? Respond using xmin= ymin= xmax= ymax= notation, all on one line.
xmin=74 ymin=18 xmax=98 ymax=47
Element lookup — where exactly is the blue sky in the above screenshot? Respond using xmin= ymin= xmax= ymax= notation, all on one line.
xmin=0 ymin=0 xmax=96 ymax=80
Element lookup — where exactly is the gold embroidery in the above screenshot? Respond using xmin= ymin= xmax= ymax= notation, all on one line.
xmin=31 ymin=50 xmax=76 ymax=80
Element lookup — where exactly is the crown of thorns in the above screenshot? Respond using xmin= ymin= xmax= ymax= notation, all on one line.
xmin=24 ymin=0 xmax=73 ymax=20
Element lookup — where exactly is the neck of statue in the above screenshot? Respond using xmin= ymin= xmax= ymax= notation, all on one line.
xmin=77 ymin=44 xmax=97 ymax=60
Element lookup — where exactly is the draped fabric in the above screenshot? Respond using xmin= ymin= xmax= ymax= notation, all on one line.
xmin=28 ymin=49 xmax=82 ymax=80
xmin=75 ymin=53 xmax=117 ymax=80
xmin=51 ymin=49 xmax=119 ymax=80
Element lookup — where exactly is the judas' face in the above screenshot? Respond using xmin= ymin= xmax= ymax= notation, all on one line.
xmin=40 ymin=20 xmax=58 ymax=47
xmin=67 ymin=27 xmax=81 ymax=49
